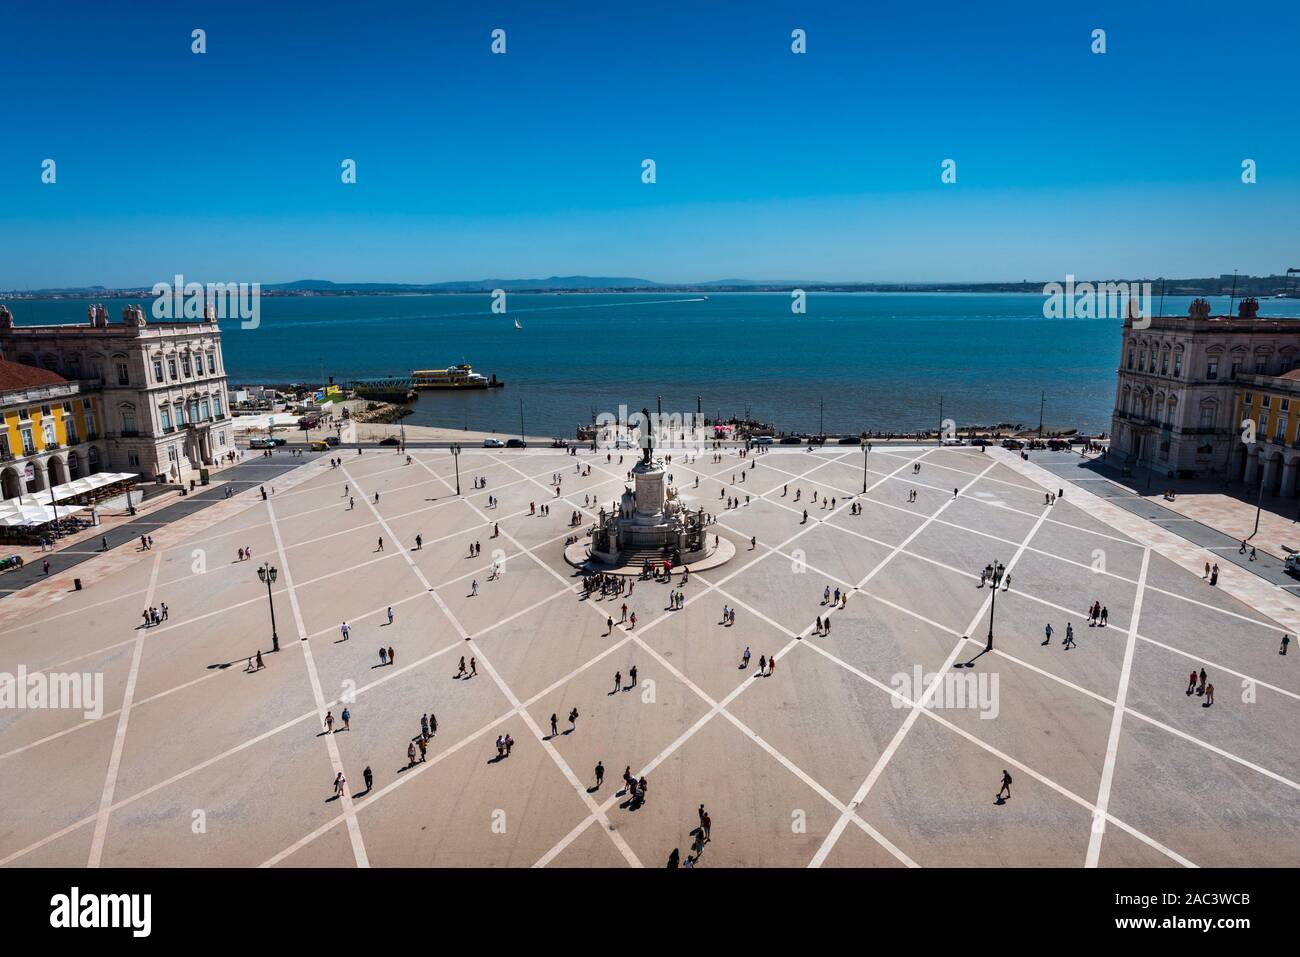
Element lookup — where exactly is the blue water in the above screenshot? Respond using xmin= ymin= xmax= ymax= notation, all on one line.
xmin=9 ymin=292 xmax=1300 ymax=437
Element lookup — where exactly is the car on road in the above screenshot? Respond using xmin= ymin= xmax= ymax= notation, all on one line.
xmin=779 ymin=436 xmax=802 ymax=445
xmin=310 ymin=440 xmax=330 ymax=451
xmin=941 ymin=437 xmax=965 ymax=446
xmin=1001 ymin=439 xmax=1024 ymax=450
xmin=837 ymin=436 xmax=862 ymax=445
xmin=751 ymin=435 xmax=773 ymax=445
xmin=249 ymin=438 xmax=276 ymax=449
xmin=483 ymin=438 xmax=504 ymax=448
xmin=506 ymin=439 xmax=528 ymax=448
xmin=970 ymin=438 xmax=991 ymax=447
xmin=324 ymin=435 xmax=340 ymax=446
xmin=378 ymin=436 xmax=401 ymax=446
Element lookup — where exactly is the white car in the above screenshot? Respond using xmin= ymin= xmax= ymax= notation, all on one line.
xmin=482 ymin=438 xmax=504 ymax=448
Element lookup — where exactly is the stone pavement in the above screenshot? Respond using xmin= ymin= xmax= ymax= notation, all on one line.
xmin=1 ymin=443 xmax=1296 ymax=868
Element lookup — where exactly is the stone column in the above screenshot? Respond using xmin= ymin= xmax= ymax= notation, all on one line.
xmin=1262 ymin=453 xmax=1279 ymax=492
xmin=1282 ymin=457 xmax=1299 ymax=498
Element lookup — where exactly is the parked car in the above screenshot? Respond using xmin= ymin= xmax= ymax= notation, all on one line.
xmin=483 ymin=438 xmax=505 ymax=448
xmin=506 ymin=438 xmax=528 ymax=448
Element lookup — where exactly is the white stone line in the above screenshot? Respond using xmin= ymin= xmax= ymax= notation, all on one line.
xmin=797 ymin=629 xmax=1193 ymax=868
xmin=265 ymin=495 xmax=371 ymax=868
xmin=347 ymin=457 xmax=644 ymax=867
xmin=86 ymin=549 xmax=162 ymax=868
xmin=809 ymin=462 xmax=1040 ymax=867
xmin=494 ymin=448 xmax=926 ymax=867
xmin=1086 ymin=547 xmax=1151 ymax=868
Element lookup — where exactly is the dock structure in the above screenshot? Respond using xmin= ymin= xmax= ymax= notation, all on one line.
xmin=344 ymin=376 xmax=417 ymax=402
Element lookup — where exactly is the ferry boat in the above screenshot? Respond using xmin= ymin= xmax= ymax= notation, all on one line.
xmin=410 ymin=364 xmax=504 ymax=390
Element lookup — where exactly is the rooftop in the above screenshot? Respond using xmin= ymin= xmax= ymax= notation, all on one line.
xmin=0 ymin=357 xmax=67 ymax=393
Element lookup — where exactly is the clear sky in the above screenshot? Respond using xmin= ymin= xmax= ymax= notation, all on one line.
xmin=1 ymin=0 xmax=1296 ymax=287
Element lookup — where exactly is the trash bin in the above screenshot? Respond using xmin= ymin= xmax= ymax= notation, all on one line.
xmin=74 ymin=578 xmax=82 ymax=591
xmin=200 ymin=468 xmax=210 ymax=486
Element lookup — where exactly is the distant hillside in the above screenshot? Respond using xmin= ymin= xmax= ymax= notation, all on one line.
xmin=266 ymin=276 xmax=665 ymax=293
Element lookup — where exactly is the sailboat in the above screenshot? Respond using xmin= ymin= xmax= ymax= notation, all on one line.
xmin=514 ymin=318 xmax=522 ymax=330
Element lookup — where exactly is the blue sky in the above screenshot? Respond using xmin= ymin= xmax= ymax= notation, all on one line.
xmin=1 ymin=0 xmax=1296 ymax=287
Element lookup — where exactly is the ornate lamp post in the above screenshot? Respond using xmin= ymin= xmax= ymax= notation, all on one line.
xmin=451 ymin=444 xmax=462 ymax=495
xmin=256 ymin=562 xmax=280 ymax=652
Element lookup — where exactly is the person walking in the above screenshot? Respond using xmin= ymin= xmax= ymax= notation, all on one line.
xmin=758 ymin=654 xmax=767 ymax=677
xmin=1204 ymin=682 xmax=1215 ymax=706
xmin=997 ymin=769 xmax=1012 ymax=801
xmin=1042 ymin=623 xmax=1053 ymax=646
xmin=568 ymin=707 xmax=579 ymax=732
xmin=595 ymin=761 xmax=605 ymax=789
xmin=1186 ymin=670 xmax=1198 ymax=695
xmin=323 ymin=711 xmax=335 ymax=734
xmin=363 ymin=765 xmax=373 ymax=792
xmin=340 ymin=621 xmax=350 ymax=642
xmin=1063 ymin=622 xmax=1075 ymax=650
xmin=255 ymin=650 xmax=264 ymax=671
xmin=340 ymin=707 xmax=351 ymax=731
xmin=407 ymin=741 xmax=417 ymax=768
xmin=550 ymin=713 xmax=558 ymax=737
xmin=386 ymin=606 xmax=394 ymax=626
xmin=1281 ymin=633 xmax=1291 ymax=656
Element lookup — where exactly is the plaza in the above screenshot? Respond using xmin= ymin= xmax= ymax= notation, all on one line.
xmin=1 ymin=440 xmax=1298 ymax=868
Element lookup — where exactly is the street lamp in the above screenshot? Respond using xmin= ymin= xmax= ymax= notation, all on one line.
xmin=256 ymin=562 xmax=280 ymax=652
xmin=861 ymin=437 xmax=870 ymax=493
xmin=451 ymin=444 xmax=462 ymax=495
xmin=985 ymin=558 xmax=1005 ymax=652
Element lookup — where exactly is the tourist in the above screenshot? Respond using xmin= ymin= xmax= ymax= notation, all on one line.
xmin=569 ymin=707 xmax=579 ymax=732
xmin=340 ymin=707 xmax=351 ymax=730
xmin=333 ymin=772 xmax=346 ymax=799
xmin=255 ymin=650 xmax=265 ymax=670
xmin=1204 ymin=683 xmax=1215 ymax=706
xmin=997 ymin=770 xmax=1012 ymax=801
xmin=363 ymin=766 xmax=373 ymax=792
xmin=324 ymin=710 xmax=335 ymax=734
xmin=340 ymin=621 xmax=350 ymax=641
xmin=1282 ymin=634 xmax=1291 ymax=655
xmin=388 ymin=645 xmax=394 ymax=666
xmin=595 ymin=761 xmax=605 ymax=788
xmin=1186 ymin=670 xmax=1197 ymax=695
xmin=1063 ymin=623 xmax=1075 ymax=649
xmin=550 ymin=713 xmax=558 ymax=737
xmin=1042 ymin=623 xmax=1052 ymax=646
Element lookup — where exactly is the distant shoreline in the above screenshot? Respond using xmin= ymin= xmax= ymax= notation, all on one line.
xmin=4 ymin=278 xmax=1295 ymax=300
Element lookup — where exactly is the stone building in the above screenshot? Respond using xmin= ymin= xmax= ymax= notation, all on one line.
xmin=0 ymin=303 xmax=231 ymax=482
xmin=0 ymin=358 xmax=104 ymax=498
xmin=1108 ymin=298 xmax=1300 ymax=480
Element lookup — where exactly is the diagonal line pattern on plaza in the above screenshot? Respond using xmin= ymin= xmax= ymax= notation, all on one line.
xmin=338 ymin=456 xmax=646 ymax=867
xmin=265 ymin=494 xmax=371 ymax=866
xmin=7 ymin=445 xmax=1296 ymax=869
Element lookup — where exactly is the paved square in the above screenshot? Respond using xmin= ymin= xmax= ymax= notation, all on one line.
xmin=3 ymin=444 xmax=1298 ymax=868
